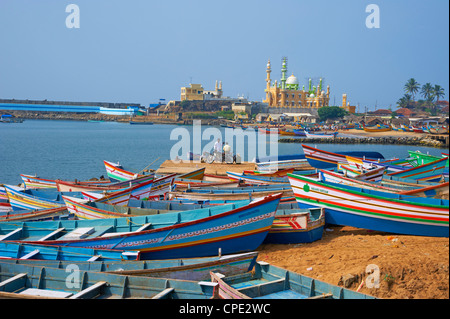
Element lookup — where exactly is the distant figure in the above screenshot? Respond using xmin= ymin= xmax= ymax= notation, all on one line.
xmin=223 ymin=142 xmax=231 ymax=154
xmin=214 ymin=138 xmax=221 ymax=153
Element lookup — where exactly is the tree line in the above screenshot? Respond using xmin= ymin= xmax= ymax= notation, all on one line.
xmin=398 ymin=78 xmax=446 ymax=114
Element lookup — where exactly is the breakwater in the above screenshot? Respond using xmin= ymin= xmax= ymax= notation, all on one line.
xmin=279 ymin=136 xmax=448 ymax=148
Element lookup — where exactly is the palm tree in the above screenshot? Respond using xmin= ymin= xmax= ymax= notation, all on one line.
xmin=397 ymin=94 xmax=412 ymax=108
xmin=421 ymin=83 xmax=434 ymax=101
xmin=404 ymin=78 xmax=420 ymax=101
xmin=433 ymin=85 xmax=445 ymax=104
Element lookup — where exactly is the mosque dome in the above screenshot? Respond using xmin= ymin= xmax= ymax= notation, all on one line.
xmin=286 ymin=74 xmax=299 ymax=85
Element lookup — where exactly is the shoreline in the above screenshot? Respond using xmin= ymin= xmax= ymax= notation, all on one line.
xmin=2 ymin=111 xmax=448 ymax=147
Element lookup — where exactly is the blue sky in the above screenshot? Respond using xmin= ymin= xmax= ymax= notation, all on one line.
xmin=0 ymin=0 xmax=448 ymax=111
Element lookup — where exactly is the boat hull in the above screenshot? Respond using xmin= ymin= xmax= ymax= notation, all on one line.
xmin=287 ymin=174 xmax=449 ymax=237
xmin=21 ymin=194 xmax=282 ymax=259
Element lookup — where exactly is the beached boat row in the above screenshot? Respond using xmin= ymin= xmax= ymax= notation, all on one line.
xmin=0 ymin=147 xmax=447 ymax=299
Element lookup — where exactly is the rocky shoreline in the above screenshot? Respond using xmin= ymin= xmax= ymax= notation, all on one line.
xmin=279 ymin=136 xmax=448 ymax=148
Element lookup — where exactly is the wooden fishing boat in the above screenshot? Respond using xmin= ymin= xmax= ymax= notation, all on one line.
xmin=287 ymin=173 xmax=449 ymax=237
xmin=256 ymin=158 xmax=311 ymax=172
xmin=408 ymin=150 xmax=449 ymax=168
xmin=226 ymin=171 xmax=288 ymax=185
xmin=210 ymin=261 xmax=376 ymax=299
xmin=429 ymin=126 xmax=448 ymax=134
xmin=0 ymin=206 xmax=71 ymax=222
xmin=0 ymin=241 xmax=139 ymax=262
xmin=104 ymin=160 xmax=155 ymax=182
xmin=54 ymin=173 xmax=154 ymax=193
xmin=387 ymin=157 xmax=447 ymax=182
xmin=168 ymin=189 xmax=293 ymax=201
xmin=363 ymin=125 xmax=391 ymax=132
xmin=338 ymin=163 xmax=386 ymax=182
xmin=0 ymin=241 xmax=257 ymax=282
xmin=301 ymin=144 xmax=385 ymax=169
xmin=0 ymin=261 xmax=216 ymax=299
xmin=82 ymin=174 xmax=176 ymax=205
xmin=81 ymin=178 xmax=156 ymax=206
xmin=129 ymin=121 xmax=153 ymax=125
xmin=177 ymin=167 xmax=206 ymax=181
xmin=62 ymin=195 xmax=246 ymax=219
xmin=2 ymin=193 xmax=282 ymax=259
xmin=20 ymin=174 xmax=112 ymax=190
xmin=242 ymin=168 xmax=295 ymax=177
xmin=305 ymin=131 xmax=338 ymax=138
xmin=279 ymin=129 xmax=296 ymax=136
xmin=264 ymin=207 xmax=325 ymax=244
xmin=175 ymin=179 xmax=241 ymax=190
xmin=293 ymin=129 xmax=306 ymax=136
xmin=4 ymin=185 xmax=77 ymax=211
xmin=55 ymin=179 xmax=125 ymax=193
xmin=319 ymin=169 xmax=449 ymax=199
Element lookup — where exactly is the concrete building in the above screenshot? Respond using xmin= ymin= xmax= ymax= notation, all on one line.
xmin=180 ymin=81 xmax=223 ymax=101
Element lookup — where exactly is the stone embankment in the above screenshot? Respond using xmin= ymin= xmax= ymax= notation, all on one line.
xmin=279 ymin=136 xmax=448 ymax=148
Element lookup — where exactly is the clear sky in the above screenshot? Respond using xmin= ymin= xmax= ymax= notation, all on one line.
xmin=0 ymin=0 xmax=448 ymax=111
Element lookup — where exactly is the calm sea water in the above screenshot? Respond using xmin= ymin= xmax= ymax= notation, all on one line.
xmin=0 ymin=119 xmax=445 ymax=185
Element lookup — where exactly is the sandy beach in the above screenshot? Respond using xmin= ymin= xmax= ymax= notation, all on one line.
xmin=158 ymin=154 xmax=449 ymax=299
xmin=258 ymin=226 xmax=449 ymax=299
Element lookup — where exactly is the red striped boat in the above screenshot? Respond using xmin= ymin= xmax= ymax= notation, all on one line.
xmin=287 ymin=173 xmax=449 ymax=237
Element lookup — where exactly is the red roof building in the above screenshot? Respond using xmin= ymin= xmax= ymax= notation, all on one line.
xmin=396 ymin=108 xmax=414 ymax=117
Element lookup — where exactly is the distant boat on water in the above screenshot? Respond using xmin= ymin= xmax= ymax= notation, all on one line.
xmin=130 ymin=121 xmax=153 ymax=125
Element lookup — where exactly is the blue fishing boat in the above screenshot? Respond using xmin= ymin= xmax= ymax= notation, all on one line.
xmin=264 ymin=207 xmax=325 ymax=244
xmin=226 ymin=171 xmax=288 ymax=184
xmin=0 ymin=241 xmax=139 ymax=262
xmin=0 ymin=241 xmax=257 ymax=282
xmin=0 ymin=193 xmax=282 ymax=259
xmin=0 ymin=206 xmax=72 ymax=222
xmin=287 ymin=173 xmax=449 ymax=237
xmin=0 ymin=261 xmax=216 ymax=299
xmin=4 ymin=185 xmax=83 ymax=211
xmin=62 ymin=195 xmax=247 ymax=219
xmin=319 ymin=169 xmax=449 ymax=199
xmin=301 ymin=144 xmax=385 ymax=169
xmin=210 ymin=261 xmax=376 ymax=299
xmin=293 ymin=129 xmax=306 ymax=136
xmin=387 ymin=157 xmax=447 ymax=182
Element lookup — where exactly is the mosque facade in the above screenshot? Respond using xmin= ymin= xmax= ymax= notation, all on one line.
xmin=263 ymin=57 xmax=330 ymax=109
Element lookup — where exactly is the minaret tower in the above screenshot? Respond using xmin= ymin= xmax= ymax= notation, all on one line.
xmin=281 ymin=57 xmax=287 ymax=90
xmin=265 ymin=59 xmax=271 ymax=102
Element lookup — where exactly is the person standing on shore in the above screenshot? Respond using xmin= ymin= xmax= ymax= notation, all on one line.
xmin=214 ymin=138 xmax=222 ymax=162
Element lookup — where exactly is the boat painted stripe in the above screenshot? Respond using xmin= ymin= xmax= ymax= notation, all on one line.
xmin=295 ymin=191 xmax=448 ymax=224
xmin=294 ymin=194 xmax=448 ymax=226
xmin=288 ymin=174 xmax=448 ymax=209
xmin=292 ymin=185 xmax=448 ymax=219
xmin=135 ymin=226 xmax=273 ymax=253
xmin=391 ymin=166 xmax=445 ymax=179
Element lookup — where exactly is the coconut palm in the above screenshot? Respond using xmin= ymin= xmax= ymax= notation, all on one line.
xmin=404 ymin=78 xmax=420 ymax=101
xmin=421 ymin=83 xmax=434 ymax=101
xmin=433 ymin=85 xmax=445 ymax=103
xmin=397 ymin=94 xmax=412 ymax=108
